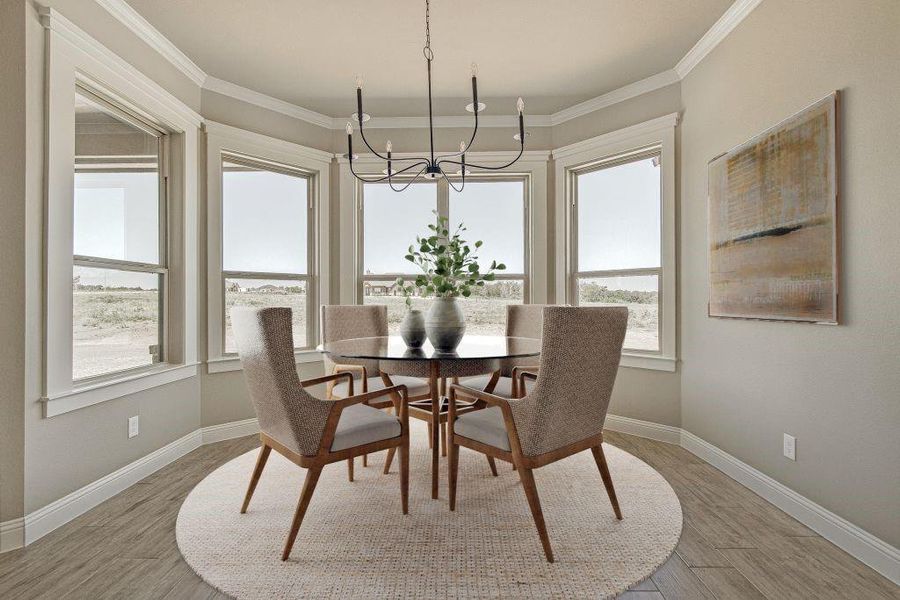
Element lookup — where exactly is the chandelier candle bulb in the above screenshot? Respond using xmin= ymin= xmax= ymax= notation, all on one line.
xmin=386 ymin=140 xmax=392 ymax=153
xmin=471 ymin=62 xmax=478 ymax=77
xmin=356 ymin=75 xmax=362 ymax=89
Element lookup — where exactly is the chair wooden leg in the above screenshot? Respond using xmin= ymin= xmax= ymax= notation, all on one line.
xmin=240 ymin=444 xmax=271 ymax=514
xmin=383 ymin=447 xmax=396 ymax=474
xmin=440 ymin=422 xmax=448 ymax=457
xmin=400 ymin=440 xmax=409 ymax=515
xmin=448 ymin=438 xmax=460 ymax=511
xmin=427 ymin=422 xmax=433 ymax=448
xmin=347 ymin=457 xmax=354 ymax=482
xmin=282 ymin=465 xmax=323 ymax=561
xmin=512 ymin=462 xmax=517 ymax=471
xmin=517 ymin=464 xmax=554 ymax=563
xmin=486 ymin=455 xmax=498 ymax=477
xmin=591 ymin=445 xmax=623 ymax=520
xmin=362 ymin=454 xmax=368 ymax=467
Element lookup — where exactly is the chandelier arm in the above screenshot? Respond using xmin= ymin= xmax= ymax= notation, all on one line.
xmin=350 ymin=159 xmax=429 ymax=183
xmin=444 ymin=173 xmax=465 ymax=193
xmin=389 ymin=166 xmax=429 ymax=192
xmin=357 ymin=125 xmax=394 ymax=162
xmin=439 ymin=143 xmax=523 ymax=171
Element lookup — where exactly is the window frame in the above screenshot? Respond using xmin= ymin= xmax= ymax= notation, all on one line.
xmin=356 ymin=174 xmax=532 ymax=316
xmin=72 ymin=84 xmax=170 ymax=381
xmin=219 ymin=153 xmax=316 ymax=355
xmin=339 ymin=151 xmax=549 ymax=308
xmin=205 ymin=121 xmax=333 ymax=374
xmin=41 ymin=8 xmax=202 ymax=417
xmin=554 ymin=114 xmax=678 ymax=372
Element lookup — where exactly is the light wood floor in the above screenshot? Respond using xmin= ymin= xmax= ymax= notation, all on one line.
xmin=0 ymin=431 xmax=896 ymax=599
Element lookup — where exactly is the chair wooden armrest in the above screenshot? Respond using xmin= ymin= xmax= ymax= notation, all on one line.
xmin=511 ymin=365 xmax=540 ymax=398
xmin=329 ymin=364 xmax=368 ymax=397
xmin=448 ymin=383 xmax=510 ymax=410
xmin=301 ymin=371 xmax=354 ymax=395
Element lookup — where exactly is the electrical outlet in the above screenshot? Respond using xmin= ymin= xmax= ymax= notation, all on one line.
xmin=128 ymin=415 xmax=140 ymax=439
xmin=783 ymin=433 xmax=796 ymax=461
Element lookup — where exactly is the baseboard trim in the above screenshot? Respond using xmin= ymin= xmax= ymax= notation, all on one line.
xmin=680 ymin=430 xmax=900 ymax=585
xmin=23 ymin=429 xmax=202 ymax=545
xmin=605 ymin=414 xmax=682 ymax=445
xmin=0 ymin=518 xmax=25 ymax=552
xmin=5 ymin=413 xmax=899 ymax=587
xmin=201 ymin=417 xmax=260 ymax=444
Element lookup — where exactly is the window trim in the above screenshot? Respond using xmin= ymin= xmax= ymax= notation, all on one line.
xmin=553 ymin=114 xmax=678 ymax=372
xmin=40 ymin=8 xmax=202 ymax=416
xmin=205 ymin=121 xmax=333 ymax=374
xmin=337 ymin=151 xmax=550 ymax=307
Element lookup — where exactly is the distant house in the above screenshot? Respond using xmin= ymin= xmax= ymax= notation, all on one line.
xmin=364 ymin=281 xmax=400 ymax=296
xmin=226 ymin=281 xmax=242 ymax=293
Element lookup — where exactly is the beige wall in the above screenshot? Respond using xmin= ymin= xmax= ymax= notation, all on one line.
xmin=0 ymin=0 xmax=28 ymax=525
xmin=679 ymin=0 xmax=900 ymax=547
xmin=14 ymin=1 xmax=205 ymax=518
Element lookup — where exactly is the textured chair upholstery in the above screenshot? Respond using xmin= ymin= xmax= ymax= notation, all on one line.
xmin=331 ymin=404 xmax=402 ymax=451
xmin=231 ymin=307 xmax=333 ymax=457
xmin=462 ymin=304 xmax=551 ymax=398
xmin=455 ymin=306 xmax=627 ymax=457
xmin=321 ymin=305 xmax=387 ymax=379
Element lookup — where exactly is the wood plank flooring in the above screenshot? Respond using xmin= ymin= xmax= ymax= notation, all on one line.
xmin=0 ymin=430 xmax=896 ymax=599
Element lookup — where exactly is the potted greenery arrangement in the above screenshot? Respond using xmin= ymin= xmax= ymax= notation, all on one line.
xmin=397 ymin=212 xmax=506 ymax=352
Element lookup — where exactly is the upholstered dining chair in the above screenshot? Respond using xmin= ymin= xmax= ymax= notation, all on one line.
xmin=231 ymin=307 xmax=410 ymax=561
xmin=460 ymin=304 xmax=553 ymax=400
xmin=447 ymin=306 xmax=628 ymax=563
xmin=321 ymin=305 xmax=430 ymax=479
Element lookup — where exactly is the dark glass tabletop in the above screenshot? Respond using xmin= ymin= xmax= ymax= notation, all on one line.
xmin=318 ymin=335 xmax=541 ymax=361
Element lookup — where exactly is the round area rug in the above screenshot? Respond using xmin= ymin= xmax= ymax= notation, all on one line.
xmin=177 ymin=422 xmax=682 ymax=599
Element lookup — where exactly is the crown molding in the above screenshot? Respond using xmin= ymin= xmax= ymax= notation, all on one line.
xmin=203 ymin=76 xmax=334 ymax=129
xmin=93 ymin=0 xmax=207 ymax=86
xmin=342 ymin=114 xmax=554 ymax=130
xmin=40 ymin=7 xmax=203 ymax=128
xmin=675 ymin=0 xmax=763 ymax=78
xmin=336 ymin=150 xmax=551 ymax=165
xmin=552 ymin=112 xmax=679 ymax=161
xmin=549 ymin=70 xmax=680 ymax=126
xmin=90 ymin=0 xmax=759 ymax=131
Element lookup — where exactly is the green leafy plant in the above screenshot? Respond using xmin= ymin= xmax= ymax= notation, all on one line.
xmin=397 ymin=211 xmax=506 ymax=304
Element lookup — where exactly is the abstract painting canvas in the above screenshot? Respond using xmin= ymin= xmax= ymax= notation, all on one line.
xmin=708 ymin=93 xmax=839 ymax=323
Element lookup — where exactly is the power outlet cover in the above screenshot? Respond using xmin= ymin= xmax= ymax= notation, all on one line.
xmin=783 ymin=433 xmax=796 ymax=461
xmin=128 ymin=415 xmax=140 ymax=439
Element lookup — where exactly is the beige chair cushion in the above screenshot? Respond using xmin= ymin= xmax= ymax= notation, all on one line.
xmin=331 ymin=375 xmax=430 ymax=399
xmin=331 ymin=404 xmax=401 ymax=452
xmin=454 ymin=407 xmax=511 ymax=451
xmin=459 ymin=374 xmax=536 ymax=399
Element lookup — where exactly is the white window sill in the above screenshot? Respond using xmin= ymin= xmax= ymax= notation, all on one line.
xmin=620 ymin=353 xmax=677 ymax=372
xmin=207 ymin=349 xmax=323 ymax=374
xmin=41 ymin=362 xmax=200 ymax=418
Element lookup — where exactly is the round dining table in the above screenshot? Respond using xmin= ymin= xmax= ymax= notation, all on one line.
xmin=318 ymin=335 xmax=542 ymax=499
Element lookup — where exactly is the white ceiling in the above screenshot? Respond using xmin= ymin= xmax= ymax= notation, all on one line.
xmin=126 ymin=0 xmax=733 ymax=118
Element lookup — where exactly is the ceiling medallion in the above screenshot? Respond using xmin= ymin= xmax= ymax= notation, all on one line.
xmin=345 ymin=0 xmax=526 ymax=192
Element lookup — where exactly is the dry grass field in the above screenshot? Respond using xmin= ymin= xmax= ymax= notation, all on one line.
xmin=73 ymin=281 xmax=658 ymax=378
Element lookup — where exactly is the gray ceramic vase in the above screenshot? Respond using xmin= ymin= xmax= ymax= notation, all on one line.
xmin=399 ymin=309 xmax=426 ymax=349
xmin=425 ymin=297 xmax=466 ymax=352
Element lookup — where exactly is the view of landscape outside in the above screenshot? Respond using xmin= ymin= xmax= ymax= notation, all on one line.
xmin=221 ymin=161 xmax=310 ymax=352
xmin=73 ymin=266 xmax=161 ymax=379
xmin=224 ymin=278 xmax=307 ymax=352
xmin=576 ymin=156 xmax=661 ymax=351
xmin=362 ymin=180 xmax=526 ymax=335
xmin=72 ymin=88 xmax=164 ymax=380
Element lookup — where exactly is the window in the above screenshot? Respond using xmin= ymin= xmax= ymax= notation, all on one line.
xmin=361 ymin=182 xmax=437 ymax=329
xmin=449 ymin=180 xmax=527 ymax=334
xmin=72 ymin=87 xmax=167 ymax=380
xmin=572 ymin=152 xmax=661 ymax=352
xmin=221 ymin=155 xmax=313 ymax=353
xmin=359 ymin=178 xmax=528 ymax=334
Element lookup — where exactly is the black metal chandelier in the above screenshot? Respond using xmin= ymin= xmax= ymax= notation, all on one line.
xmin=345 ymin=0 xmax=526 ymax=192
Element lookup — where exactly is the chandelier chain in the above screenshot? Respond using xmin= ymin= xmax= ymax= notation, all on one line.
xmin=425 ymin=0 xmax=431 ymax=50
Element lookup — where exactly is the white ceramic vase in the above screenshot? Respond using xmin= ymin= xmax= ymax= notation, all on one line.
xmin=425 ymin=297 xmax=466 ymax=352
xmin=399 ymin=309 xmax=426 ymax=348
